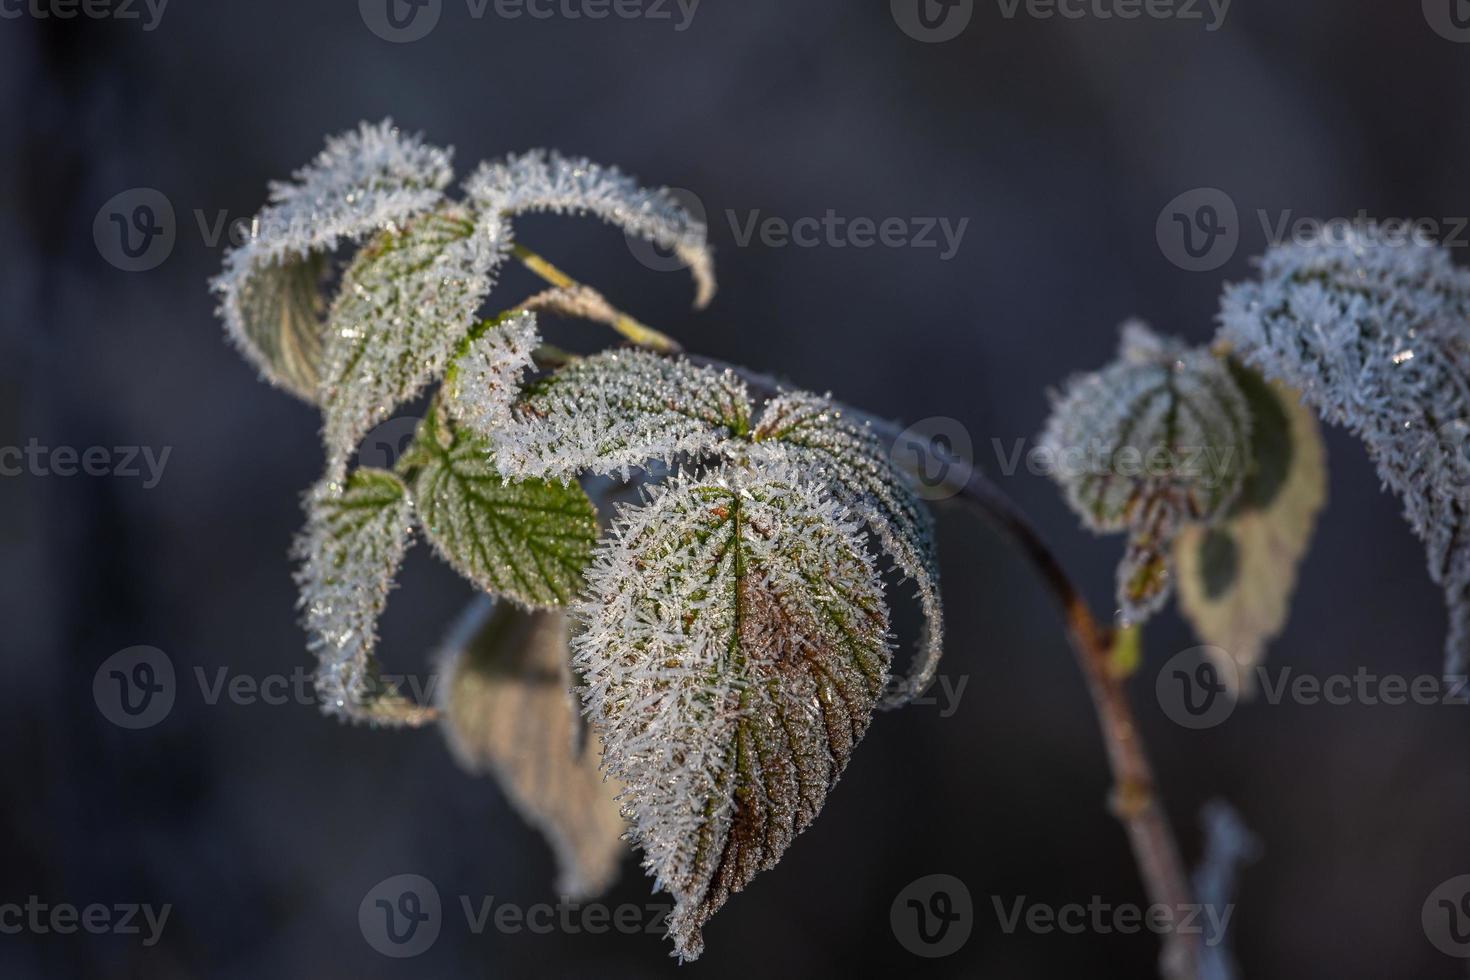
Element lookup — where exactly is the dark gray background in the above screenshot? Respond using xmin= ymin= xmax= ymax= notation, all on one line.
xmin=4 ymin=1 xmax=1470 ymax=976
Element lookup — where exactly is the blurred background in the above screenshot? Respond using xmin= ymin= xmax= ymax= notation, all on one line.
xmin=5 ymin=1 xmax=1470 ymax=976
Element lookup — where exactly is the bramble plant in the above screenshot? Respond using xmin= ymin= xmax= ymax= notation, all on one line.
xmin=213 ymin=121 xmax=1470 ymax=976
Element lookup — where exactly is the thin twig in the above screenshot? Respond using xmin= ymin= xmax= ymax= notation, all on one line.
xmin=511 ymin=244 xmax=683 ymax=353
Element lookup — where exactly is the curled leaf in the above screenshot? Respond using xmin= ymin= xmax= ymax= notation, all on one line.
xmin=464 ymin=149 xmax=715 ymax=308
xmin=1040 ymin=321 xmax=1250 ymax=623
xmin=1219 ymin=226 xmax=1470 ymax=673
xmin=319 ymin=206 xmax=509 ymax=479
xmin=292 ymin=469 xmax=434 ymax=726
xmin=403 ymin=412 xmax=598 ymax=609
xmin=436 ymin=597 xmax=627 ymax=898
xmin=1174 ymin=363 xmax=1327 ymax=690
xmin=212 ymin=119 xmax=453 ymax=400
xmin=494 ymin=350 xmax=751 ymax=481
xmin=752 ymin=391 xmax=942 ymax=707
xmin=573 ymin=466 xmax=891 ymax=960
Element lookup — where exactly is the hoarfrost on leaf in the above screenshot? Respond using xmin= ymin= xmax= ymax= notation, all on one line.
xmin=401 ymin=410 xmax=598 ymax=609
xmin=1040 ymin=321 xmax=1251 ymax=624
xmin=464 ymin=149 xmax=715 ymax=308
xmin=211 ymin=119 xmax=453 ymax=400
xmin=436 ymin=597 xmax=627 ymax=898
xmin=751 ymin=390 xmax=943 ymax=707
xmin=572 ymin=465 xmax=891 ymax=961
xmin=1218 ymin=224 xmax=1470 ymax=674
xmin=319 ymin=205 xmax=509 ymax=480
xmin=292 ymin=468 xmax=434 ymax=726
xmin=493 ymin=350 xmax=751 ymax=481
xmin=443 ymin=310 xmax=541 ymax=438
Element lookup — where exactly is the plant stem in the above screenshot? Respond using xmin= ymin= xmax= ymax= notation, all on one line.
xmin=510 ymin=244 xmax=683 ymax=353
xmin=688 ymin=356 xmax=1200 ymax=980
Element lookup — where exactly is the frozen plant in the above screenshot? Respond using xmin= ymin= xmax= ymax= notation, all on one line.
xmin=215 ymin=122 xmax=1467 ymax=979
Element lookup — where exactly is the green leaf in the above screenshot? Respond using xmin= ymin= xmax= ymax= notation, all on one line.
xmin=573 ymin=466 xmax=891 ymax=961
xmin=406 ymin=413 xmax=597 ymax=609
xmin=320 ymin=206 xmax=508 ymax=479
xmin=436 ymin=597 xmax=627 ymax=898
xmin=292 ymin=468 xmax=435 ymax=726
xmin=752 ymin=390 xmax=943 ymax=707
xmin=492 ymin=350 xmax=751 ymax=481
xmin=1040 ymin=321 xmax=1252 ymax=623
xmin=1174 ymin=369 xmax=1327 ymax=690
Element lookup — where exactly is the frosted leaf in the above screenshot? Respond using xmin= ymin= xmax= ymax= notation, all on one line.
xmin=1040 ymin=321 xmax=1251 ymax=623
xmin=465 ymin=150 xmax=715 ymax=308
xmin=573 ymin=465 xmax=891 ymax=961
xmin=211 ymin=119 xmax=453 ymax=400
xmin=319 ymin=206 xmax=509 ymax=480
xmin=292 ymin=469 xmax=434 ymax=727
xmin=1218 ymin=225 xmax=1470 ymax=673
xmin=494 ymin=350 xmax=751 ymax=481
xmin=436 ymin=597 xmax=627 ymax=898
xmin=751 ymin=390 xmax=943 ymax=707
xmin=401 ymin=411 xmax=598 ymax=609
xmin=1174 ymin=364 xmax=1327 ymax=692
xmin=443 ymin=310 xmax=541 ymax=437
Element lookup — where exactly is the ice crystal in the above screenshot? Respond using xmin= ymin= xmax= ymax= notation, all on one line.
xmin=436 ymin=597 xmax=627 ymax=898
xmin=1174 ymin=365 xmax=1326 ymax=690
xmin=572 ymin=465 xmax=890 ymax=960
xmin=401 ymin=410 xmax=598 ymax=609
xmin=465 ymin=149 xmax=715 ymax=308
xmin=212 ymin=119 xmax=453 ymax=400
xmin=319 ymin=206 xmax=509 ymax=480
xmin=1218 ymin=226 xmax=1470 ymax=674
xmin=493 ymin=350 xmax=751 ymax=481
xmin=1040 ymin=321 xmax=1251 ymax=623
xmin=292 ymin=469 xmax=434 ymax=727
xmin=443 ymin=310 xmax=541 ymax=437
xmin=751 ymin=391 xmax=943 ymax=706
